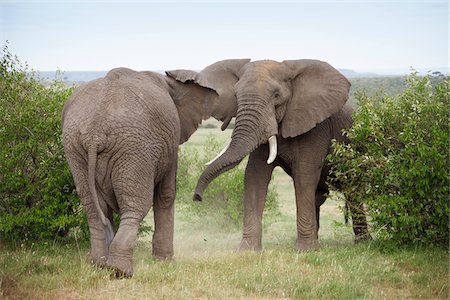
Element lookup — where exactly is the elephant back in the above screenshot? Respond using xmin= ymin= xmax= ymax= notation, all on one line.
xmin=62 ymin=68 xmax=180 ymax=160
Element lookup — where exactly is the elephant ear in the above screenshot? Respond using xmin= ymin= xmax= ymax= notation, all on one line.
xmin=199 ymin=59 xmax=251 ymax=129
xmin=165 ymin=69 xmax=218 ymax=144
xmin=280 ymin=59 xmax=351 ymax=138
xmin=165 ymin=69 xmax=217 ymax=91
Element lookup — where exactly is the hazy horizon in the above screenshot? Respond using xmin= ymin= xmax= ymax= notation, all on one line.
xmin=34 ymin=66 xmax=448 ymax=82
xmin=34 ymin=67 xmax=448 ymax=74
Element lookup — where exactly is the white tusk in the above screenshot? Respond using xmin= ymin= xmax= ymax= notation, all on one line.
xmin=267 ymin=135 xmax=277 ymax=164
xmin=205 ymin=142 xmax=230 ymax=166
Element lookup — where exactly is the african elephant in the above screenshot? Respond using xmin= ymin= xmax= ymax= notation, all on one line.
xmin=191 ymin=59 xmax=371 ymax=252
xmin=62 ymin=67 xmax=217 ymax=277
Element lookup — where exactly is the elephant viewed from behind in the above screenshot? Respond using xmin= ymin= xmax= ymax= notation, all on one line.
xmin=62 ymin=67 xmax=218 ymax=277
xmin=191 ymin=59 xmax=371 ymax=252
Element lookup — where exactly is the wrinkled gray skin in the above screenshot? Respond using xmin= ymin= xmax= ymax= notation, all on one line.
xmin=62 ymin=67 xmax=217 ymax=277
xmin=193 ymin=59 xmax=371 ymax=252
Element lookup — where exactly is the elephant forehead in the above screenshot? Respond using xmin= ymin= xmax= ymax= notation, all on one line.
xmin=249 ymin=60 xmax=284 ymax=73
xmin=240 ymin=61 xmax=286 ymax=82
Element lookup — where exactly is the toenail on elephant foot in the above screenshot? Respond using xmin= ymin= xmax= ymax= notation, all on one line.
xmin=106 ymin=256 xmax=133 ymax=279
xmin=295 ymin=239 xmax=320 ymax=252
xmin=89 ymin=255 xmax=108 ymax=268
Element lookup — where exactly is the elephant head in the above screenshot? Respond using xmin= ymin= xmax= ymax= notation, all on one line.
xmin=164 ymin=69 xmax=219 ymax=144
xmin=193 ymin=59 xmax=350 ymax=200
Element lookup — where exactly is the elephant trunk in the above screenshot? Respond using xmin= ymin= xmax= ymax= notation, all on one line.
xmin=193 ymin=101 xmax=266 ymax=201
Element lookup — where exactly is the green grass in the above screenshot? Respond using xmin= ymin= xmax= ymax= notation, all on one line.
xmin=1 ymin=127 xmax=448 ymax=299
xmin=1 ymin=239 xmax=447 ymax=299
xmin=180 ymin=126 xmax=232 ymax=153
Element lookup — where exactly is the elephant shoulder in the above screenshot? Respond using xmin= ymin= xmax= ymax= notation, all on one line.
xmin=62 ymin=78 xmax=108 ymax=123
xmin=105 ymin=68 xmax=167 ymax=90
xmin=105 ymin=68 xmax=137 ymax=80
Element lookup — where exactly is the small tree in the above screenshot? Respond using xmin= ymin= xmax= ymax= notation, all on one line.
xmin=0 ymin=43 xmax=87 ymax=243
xmin=328 ymin=72 xmax=449 ymax=246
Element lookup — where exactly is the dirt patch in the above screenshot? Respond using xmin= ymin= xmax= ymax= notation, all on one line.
xmin=0 ymin=276 xmax=30 ymax=300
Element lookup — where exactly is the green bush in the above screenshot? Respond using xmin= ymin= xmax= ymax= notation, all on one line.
xmin=0 ymin=43 xmax=87 ymax=243
xmin=328 ymin=72 xmax=449 ymax=246
xmin=177 ymin=135 xmax=279 ymax=227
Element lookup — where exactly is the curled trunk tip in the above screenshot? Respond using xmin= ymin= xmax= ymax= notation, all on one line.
xmin=193 ymin=193 xmax=203 ymax=201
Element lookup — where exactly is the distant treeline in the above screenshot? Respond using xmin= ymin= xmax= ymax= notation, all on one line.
xmin=348 ymin=73 xmax=447 ymax=107
xmin=348 ymin=76 xmax=407 ymax=106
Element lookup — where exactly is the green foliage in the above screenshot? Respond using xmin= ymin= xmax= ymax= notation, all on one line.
xmin=177 ymin=135 xmax=279 ymax=227
xmin=328 ymin=72 xmax=449 ymax=246
xmin=0 ymin=43 xmax=87 ymax=243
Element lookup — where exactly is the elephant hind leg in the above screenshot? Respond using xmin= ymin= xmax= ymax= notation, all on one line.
xmin=314 ymin=165 xmax=330 ymax=237
xmin=348 ymin=201 xmax=372 ymax=243
xmin=82 ymin=193 xmax=114 ymax=267
xmin=107 ymin=160 xmax=155 ymax=278
xmin=315 ymin=189 xmax=327 ymax=237
xmin=107 ymin=191 xmax=153 ymax=278
xmin=65 ymin=147 xmax=113 ymax=267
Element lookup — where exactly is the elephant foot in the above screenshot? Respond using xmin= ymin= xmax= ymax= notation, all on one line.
xmin=152 ymin=244 xmax=174 ymax=261
xmin=152 ymin=252 xmax=173 ymax=261
xmin=106 ymin=255 xmax=133 ymax=278
xmin=88 ymin=246 xmax=109 ymax=268
xmin=295 ymin=239 xmax=320 ymax=252
xmin=236 ymin=238 xmax=262 ymax=252
xmin=89 ymin=254 xmax=108 ymax=268
xmin=88 ymin=240 xmax=110 ymax=268
xmin=354 ymin=233 xmax=373 ymax=244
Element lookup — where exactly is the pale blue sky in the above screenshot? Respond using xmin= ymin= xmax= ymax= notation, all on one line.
xmin=1 ymin=1 xmax=448 ymax=74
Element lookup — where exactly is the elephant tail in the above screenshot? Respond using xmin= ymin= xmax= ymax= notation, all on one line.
xmin=88 ymin=145 xmax=114 ymax=243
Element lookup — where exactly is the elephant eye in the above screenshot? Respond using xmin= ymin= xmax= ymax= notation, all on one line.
xmin=273 ymin=90 xmax=283 ymax=106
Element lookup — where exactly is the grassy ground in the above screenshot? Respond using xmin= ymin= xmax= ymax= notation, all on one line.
xmin=1 ymin=127 xmax=448 ymax=299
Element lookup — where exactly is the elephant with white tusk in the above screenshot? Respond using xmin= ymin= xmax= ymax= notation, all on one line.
xmin=193 ymin=59 xmax=371 ymax=252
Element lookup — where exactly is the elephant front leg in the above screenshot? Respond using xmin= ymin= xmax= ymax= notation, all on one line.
xmin=237 ymin=149 xmax=275 ymax=252
xmin=293 ymin=171 xmax=321 ymax=252
xmin=152 ymin=200 xmax=174 ymax=260
xmin=152 ymin=162 xmax=176 ymax=260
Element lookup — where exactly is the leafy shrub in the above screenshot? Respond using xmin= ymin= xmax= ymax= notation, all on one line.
xmin=328 ymin=72 xmax=449 ymax=246
xmin=177 ymin=135 xmax=279 ymax=227
xmin=0 ymin=43 xmax=87 ymax=243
